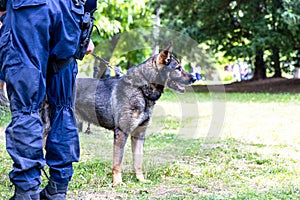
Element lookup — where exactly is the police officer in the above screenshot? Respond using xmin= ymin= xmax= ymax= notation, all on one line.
xmin=0 ymin=0 xmax=94 ymax=199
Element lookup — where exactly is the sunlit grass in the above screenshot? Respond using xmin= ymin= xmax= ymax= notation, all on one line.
xmin=0 ymin=92 xmax=300 ymax=199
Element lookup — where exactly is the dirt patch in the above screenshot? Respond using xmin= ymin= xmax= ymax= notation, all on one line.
xmin=192 ymin=78 xmax=300 ymax=93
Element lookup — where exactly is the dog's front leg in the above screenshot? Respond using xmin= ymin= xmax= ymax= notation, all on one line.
xmin=113 ymin=128 xmax=128 ymax=186
xmin=131 ymin=134 xmax=146 ymax=182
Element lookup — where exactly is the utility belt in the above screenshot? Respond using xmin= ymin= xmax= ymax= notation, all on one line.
xmin=0 ymin=0 xmax=7 ymax=11
xmin=74 ymin=0 xmax=97 ymax=60
xmin=48 ymin=0 xmax=97 ymax=75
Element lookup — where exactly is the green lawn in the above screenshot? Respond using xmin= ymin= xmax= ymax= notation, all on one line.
xmin=0 ymin=91 xmax=300 ymax=199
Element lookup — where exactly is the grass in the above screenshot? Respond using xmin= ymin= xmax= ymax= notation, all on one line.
xmin=0 ymin=92 xmax=300 ymax=199
xmin=0 ymin=105 xmax=10 ymax=127
xmin=161 ymin=89 xmax=300 ymax=103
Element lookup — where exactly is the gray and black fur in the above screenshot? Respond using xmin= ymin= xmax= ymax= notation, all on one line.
xmin=74 ymin=44 xmax=196 ymax=185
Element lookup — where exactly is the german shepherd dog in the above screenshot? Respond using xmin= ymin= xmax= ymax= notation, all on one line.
xmin=42 ymin=44 xmax=197 ymax=186
xmin=74 ymin=44 xmax=197 ymax=186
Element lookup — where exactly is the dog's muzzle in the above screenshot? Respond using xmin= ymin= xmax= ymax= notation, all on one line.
xmin=191 ymin=73 xmax=201 ymax=83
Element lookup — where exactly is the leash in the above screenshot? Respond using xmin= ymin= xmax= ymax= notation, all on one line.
xmin=42 ymin=168 xmax=50 ymax=181
xmin=91 ymin=53 xmax=125 ymax=76
xmin=91 ymin=53 xmax=109 ymax=65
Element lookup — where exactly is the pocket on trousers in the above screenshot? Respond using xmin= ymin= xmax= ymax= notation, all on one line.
xmin=12 ymin=0 xmax=46 ymax=10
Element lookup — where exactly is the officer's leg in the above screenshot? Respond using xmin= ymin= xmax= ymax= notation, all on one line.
xmin=5 ymin=65 xmax=46 ymax=199
xmin=1 ymin=1 xmax=50 ymax=199
xmin=41 ymin=61 xmax=79 ymax=198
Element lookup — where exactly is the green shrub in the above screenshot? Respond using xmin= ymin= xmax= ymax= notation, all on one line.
xmin=0 ymin=106 xmax=10 ymax=126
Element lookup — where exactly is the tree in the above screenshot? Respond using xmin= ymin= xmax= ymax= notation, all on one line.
xmin=92 ymin=0 xmax=154 ymax=44
xmin=281 ymin=0 xmax=300 ymax=69
xmin=158 ymin=0 xmax=300 ymax=80
xmin=82 ymin=0 xmax=155 ymax=78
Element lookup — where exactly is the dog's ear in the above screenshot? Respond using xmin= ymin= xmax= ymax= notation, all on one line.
xmin=158 ymin=42 xmax=173 ymax=65
xmin=164 ymin=42 xmax=173 ymax=52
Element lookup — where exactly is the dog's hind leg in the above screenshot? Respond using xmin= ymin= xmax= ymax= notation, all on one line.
xmin=131 ymin=125 xmax=148 ymax=183
xmin=112 ymin=127 xmax=129 ymax=186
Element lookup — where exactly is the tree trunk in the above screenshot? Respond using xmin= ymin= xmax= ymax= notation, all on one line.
xmin=272 ymin=47 xmax=281 ymax=78
xmin=152 ymin=4 xmax=162 ymax=55
xmin=295 ymin=48 xmax=300 ymax=68
xmin=253 ymin=48 xmax=266 ymax=80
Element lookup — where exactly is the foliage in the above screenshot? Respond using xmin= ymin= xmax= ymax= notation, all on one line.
xmin=87 ymin=0 xmax=216 ymax=75
xmin=0 ymin=106 xmax=10 ymax=127
xmin=82 ymin=1 xmax=300 ymax=79
xmin=158 ymin=0 xmax=300 ymax=79
xmin=92 ymin=0 xmax=154 ymax=44
xmin=82 ymin=0 xmax=156 ymax=72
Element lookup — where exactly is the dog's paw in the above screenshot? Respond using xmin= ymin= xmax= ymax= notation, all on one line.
xmin=112 ymin=173 xmax=125 ymax=187
xmin=136 ymin=174 xmax=151 ymax=184
xmin=139 ymin=179 xmax=152 ymax=184
xmin=112 ymin=181 xmax=126 ymax=187
xmin=135 ymin=173 xmax=144 ymax=182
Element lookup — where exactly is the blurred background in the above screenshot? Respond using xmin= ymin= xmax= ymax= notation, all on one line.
xmin=79 ymin=0 xmax=300 ymax=85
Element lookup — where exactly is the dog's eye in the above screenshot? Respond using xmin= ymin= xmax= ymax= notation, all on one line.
xmin=176 ymin=66 xmax=182 ymax=72
xmin=166 ymin=58 xmax=171 ymax=65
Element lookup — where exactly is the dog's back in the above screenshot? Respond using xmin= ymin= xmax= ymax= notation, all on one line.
xmin=75 ymin=78 xmax=119 ymax=130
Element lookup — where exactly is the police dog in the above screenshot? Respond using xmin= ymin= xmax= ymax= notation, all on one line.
xmin=75 ymin=44 xmax=196 ymax=186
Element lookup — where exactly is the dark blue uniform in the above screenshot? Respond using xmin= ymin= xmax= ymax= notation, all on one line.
xmin=0 ymin=71 xmax=3 ymax=81
xmin=0 ymin=0 xmax=83 ymax=195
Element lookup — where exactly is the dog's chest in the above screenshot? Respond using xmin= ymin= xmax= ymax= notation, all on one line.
xmin=135 ymin=98 xmax=155 ymax=127
xmin=129 ymin=92 xmax=156 ymax=124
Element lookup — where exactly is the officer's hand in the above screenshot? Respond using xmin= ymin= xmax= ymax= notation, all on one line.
xmin=86 ymin=40 xmax=95 ymax=55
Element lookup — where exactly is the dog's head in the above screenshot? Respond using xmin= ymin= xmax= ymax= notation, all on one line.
xmin=155 ymin=43 xmax=197 ymax=93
